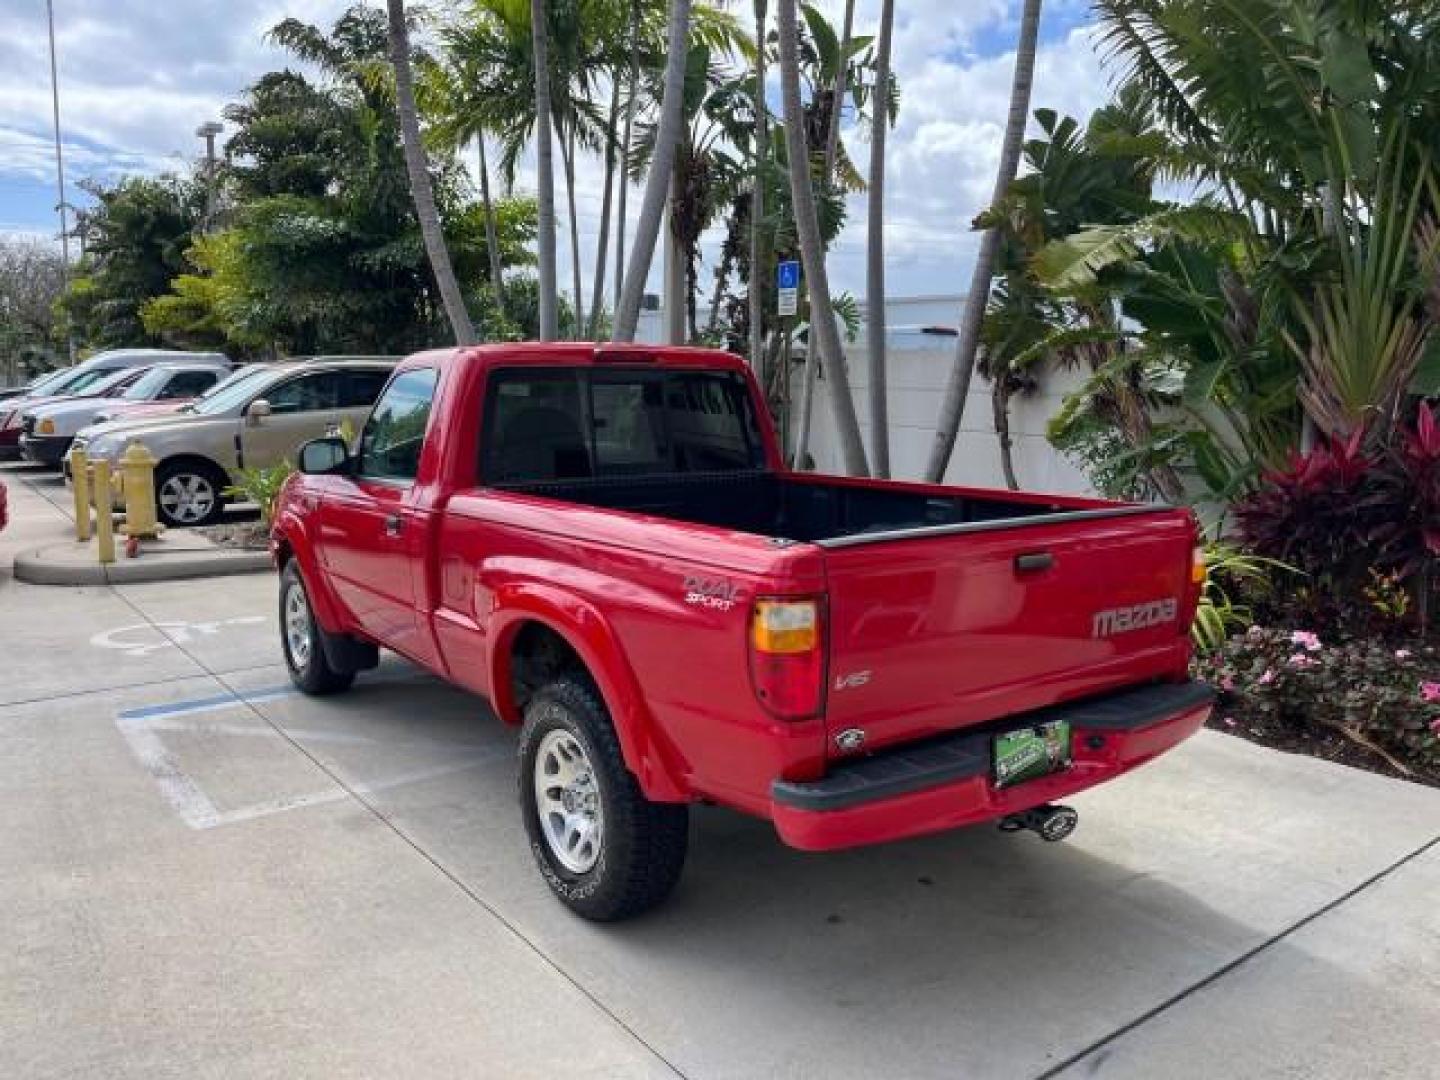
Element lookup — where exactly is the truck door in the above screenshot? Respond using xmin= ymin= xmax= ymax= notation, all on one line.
xmin=319 ymin=368 xmax=440 ymax=666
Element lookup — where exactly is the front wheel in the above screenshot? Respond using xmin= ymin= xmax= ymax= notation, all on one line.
xmin=154 ymin=459 xmax=226 ymax=527
xmin=280 ymin=560 xmax=354 ymax=695
xmin=519 ymin=678 xmax=688 ymax=921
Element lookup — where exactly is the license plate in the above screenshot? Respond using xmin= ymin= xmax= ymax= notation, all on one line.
xmin=993 ymin=719 xmax=1072 ymax=788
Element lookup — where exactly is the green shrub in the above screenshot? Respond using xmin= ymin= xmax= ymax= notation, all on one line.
xmin=1205 ymin=626 xmax=1440 ymax=775
xmin=223 ymin=460 xmax=295 ymax=525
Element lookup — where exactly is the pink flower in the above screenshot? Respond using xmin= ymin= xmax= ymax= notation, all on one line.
xmin=1430 ymin=716 xmax=1440 ymax=735
xmin=1421 ymin=682 xmax=1440 ymax=704
xmin=1259 ymin=669 xmax=1275 ymax=685
xmin=1288 ymin=654 xmax=1317 ymax=669
xmin=1290 ymin=630 xmax=1322 ymax=652
xmin=1220 ymin=676 xmax=1235 ymax=692
xmin=1395 ymin=649 xmax=1413 ymax=660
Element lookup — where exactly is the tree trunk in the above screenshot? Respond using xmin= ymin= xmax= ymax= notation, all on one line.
xmin=778 ymin=0 xmax=868 ymax=475
xmin=614 ymin=0 xmax=693 ymax=342
xmin=992 ymin=379 xmax=1019 ymax=490
xmin=865 ymin=0 xmax=893 ymax=477
xmin=476 ymin=136 xmax=504 ymax=308
xmin=589 ymin=73 xmax=622 ymax=339
xmin=924 ymin=0 xmax=1041 ymax=481
xmin=822 ymin=0 xmax=855 ymax=180
xmin=615 ymin=0 xmax=642 ymax=314
xmin=562 ymin=122 xmax=585 ymax=338
xmin=386 ymin=0 xmax=475 ymax=344
xmin=748 ymin=0 xmax=768 ymax=369
xmin=531 ymin=0 xmax=559 ymax=340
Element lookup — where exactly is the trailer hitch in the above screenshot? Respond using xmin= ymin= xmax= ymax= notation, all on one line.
xmin=998 ymin=804 xmax=1078 ymax=842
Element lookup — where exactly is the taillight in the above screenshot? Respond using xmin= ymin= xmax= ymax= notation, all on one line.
xmin=1190 ymin=545 xmax=1208 ymax=586
xmin=749 ymin=598 xmax=824 ymax=719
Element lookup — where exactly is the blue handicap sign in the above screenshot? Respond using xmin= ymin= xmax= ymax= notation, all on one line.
xmin=776 ymin=260 xmax=801 ymax=290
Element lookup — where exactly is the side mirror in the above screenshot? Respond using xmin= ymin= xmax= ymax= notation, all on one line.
xmin=298 ymin=436 xmax=350 ymax=476
xmin=246 ymin=398 xmax=273 ymax=426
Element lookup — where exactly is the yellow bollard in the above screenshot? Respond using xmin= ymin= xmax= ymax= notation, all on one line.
xmin=70 ymin=447 xmax=91 ymax=542
xmin=93 ymin=459 xmax=116 ymax=565
xmin=119 ymin=442 xmax=163 ymax=540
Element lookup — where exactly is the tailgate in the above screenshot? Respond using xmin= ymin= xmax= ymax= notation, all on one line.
xmin=820 ymin=510 xmax=1196 ymax=757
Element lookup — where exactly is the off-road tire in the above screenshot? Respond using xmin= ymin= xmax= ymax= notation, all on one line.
xmin=280 ymin=559 xmax=355 ymax=695
xmin=519 ymin=677 xmax=689 ymax=920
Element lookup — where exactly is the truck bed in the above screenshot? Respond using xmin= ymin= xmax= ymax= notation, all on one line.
xmin=492 ymin=469 xmax=1149 ymax=546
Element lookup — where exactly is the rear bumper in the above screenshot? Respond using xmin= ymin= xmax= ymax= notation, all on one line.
xmin=770 ymin=681 xmax=1213 ymax=851
xmin=20 ymin=434 xmax=72 ymax=465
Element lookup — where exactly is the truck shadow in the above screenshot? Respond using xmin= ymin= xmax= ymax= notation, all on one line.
xmin=267 ymin=664 xmax=1395 ymax=1080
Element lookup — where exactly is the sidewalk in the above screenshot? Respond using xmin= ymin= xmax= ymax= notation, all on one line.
xmin=1 ymin=463 xmax=270 ymax=585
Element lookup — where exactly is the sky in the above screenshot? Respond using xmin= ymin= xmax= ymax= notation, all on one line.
xmin=0 ymin=0 xmax=1115 ymax=307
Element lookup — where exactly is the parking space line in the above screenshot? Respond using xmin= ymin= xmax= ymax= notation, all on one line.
xmin=100 ymin=580 xmax=689 ymax=1078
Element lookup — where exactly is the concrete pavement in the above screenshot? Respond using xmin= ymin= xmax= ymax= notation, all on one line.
xmin=3 ymin=461 xmax=1438 ymax=1078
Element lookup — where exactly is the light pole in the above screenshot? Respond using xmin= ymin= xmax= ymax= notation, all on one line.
xmin=45 ymin=0 xmax=74 ymax=362
xmin=195 ymin=120 xmax=223 ymax=232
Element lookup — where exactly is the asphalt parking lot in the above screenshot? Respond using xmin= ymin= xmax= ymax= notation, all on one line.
xmin=3 ymin=463 xmax=1439 ymax=1079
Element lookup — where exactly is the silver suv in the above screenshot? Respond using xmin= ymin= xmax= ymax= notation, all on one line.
xmin=74 ymin=359 xmax=396 ymax=527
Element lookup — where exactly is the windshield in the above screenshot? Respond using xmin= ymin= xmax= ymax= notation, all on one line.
xmin=190 ymin=365 xmax=280 ymax=416
xmin=120 ymin=367 xmax=178 ymax=400
xmin=56 ymin=369 xmax=115 ymax=395
xmin=25 ymin=369 xmax=75 ymax=395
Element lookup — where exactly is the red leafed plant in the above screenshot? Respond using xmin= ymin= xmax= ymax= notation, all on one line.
xmin=1372 ymin=403 xmax=1440 ymax=605
xmin=1235 ymin=405 xmax=1440 ymax=632
xmin=1233 ymin=429 xmax=1383 ymax=582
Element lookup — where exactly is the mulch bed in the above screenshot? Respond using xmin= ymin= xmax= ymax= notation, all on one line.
xmin=196 ymin=521 xmax=270 ymax=551
xmin=1206 ymin=707 xmax=1440 ymax=790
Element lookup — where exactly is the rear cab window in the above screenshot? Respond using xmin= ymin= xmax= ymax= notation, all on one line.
xmin=481 ymin=367 xmax=764 ymax=484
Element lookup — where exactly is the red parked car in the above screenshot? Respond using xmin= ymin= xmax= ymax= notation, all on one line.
xmin=271 ymin=344 xmax=1212 ymax=920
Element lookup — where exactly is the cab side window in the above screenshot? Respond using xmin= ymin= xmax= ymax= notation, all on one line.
xmin=164 ymin=371 xmax=220 ymax=399
xmin=266 ymin=372 xmax=343 ymax=414
xmin=358 ymin=369 xmax=438 ymax=483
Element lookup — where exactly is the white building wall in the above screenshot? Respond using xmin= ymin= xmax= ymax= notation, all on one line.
xmin=794 ymin=336 xmax=1094 ymax=497
xmin=640 ymin=292 xmax=1094 ymax=497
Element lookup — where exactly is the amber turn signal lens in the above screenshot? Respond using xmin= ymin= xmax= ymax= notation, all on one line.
xmin=752 ymin=600 xmax=818 ymax=654
xmin=1190 ymin=546 xmax=1208 ymax=585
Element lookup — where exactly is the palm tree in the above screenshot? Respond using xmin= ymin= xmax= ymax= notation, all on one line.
xmin=531 ymin=0 xmax=559 ymax=340
xmin=865 ymin=0 xmax=893 ymax=477
xmin=748 ymin=0 xmax=768 ymax=369
xmin=613 ymin=0 xmax=694 ymax=342
xmin=614 ymin=0 xmax=643 ymax=314
xmin=777 ymin=0 xmax=867 ymax=475
xmin=386 ymin=0 xmax=475 ymax=344
xmin=822 ymin=0 xmax=855 ymax=178
xmin=926 ymin=0 xmax=1042 ymax=481
xmin=416 ymin=37 xmax=506 ymax=306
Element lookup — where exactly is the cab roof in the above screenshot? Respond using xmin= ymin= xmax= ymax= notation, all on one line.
xmin=400 ymin=342 xmax=749 ymax=375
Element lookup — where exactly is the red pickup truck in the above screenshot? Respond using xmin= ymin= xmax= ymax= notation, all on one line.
xmin=271 ymin=344 xmax=1212 ymax=920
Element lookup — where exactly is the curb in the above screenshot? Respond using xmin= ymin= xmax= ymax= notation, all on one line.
xmin=13 ymin=543 xmax=273 ymax=586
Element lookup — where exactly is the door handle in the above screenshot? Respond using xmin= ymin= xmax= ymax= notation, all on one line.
xmin=384 ymin=513 xmax=403 ymax=538
xmin=1015 ymin=551 xmax=1054 ymax=573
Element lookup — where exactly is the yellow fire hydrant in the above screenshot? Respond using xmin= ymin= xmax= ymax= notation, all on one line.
xmin=119 ymin=442 xmax=163 ymax=541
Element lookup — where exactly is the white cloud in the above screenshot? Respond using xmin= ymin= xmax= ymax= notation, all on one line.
xmin=0 ymin=0 xmax=1114 ymax=309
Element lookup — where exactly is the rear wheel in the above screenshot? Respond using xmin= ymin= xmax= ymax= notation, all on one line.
xmin=154 ymin=459 xmax=226 ymax=527
xmin=519 ymin=677 xmax=688 ymax=920
xmin=280 ymin=560 xmax=354 ymax=695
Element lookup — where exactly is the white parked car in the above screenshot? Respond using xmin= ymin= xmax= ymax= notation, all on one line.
xmin=74 ymin=359 xmax=396 ymax=527
xmin=20 ymin=365 xmax=228 ymax=467
xmin=1 ymin=349 xmax=229 ymax=459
